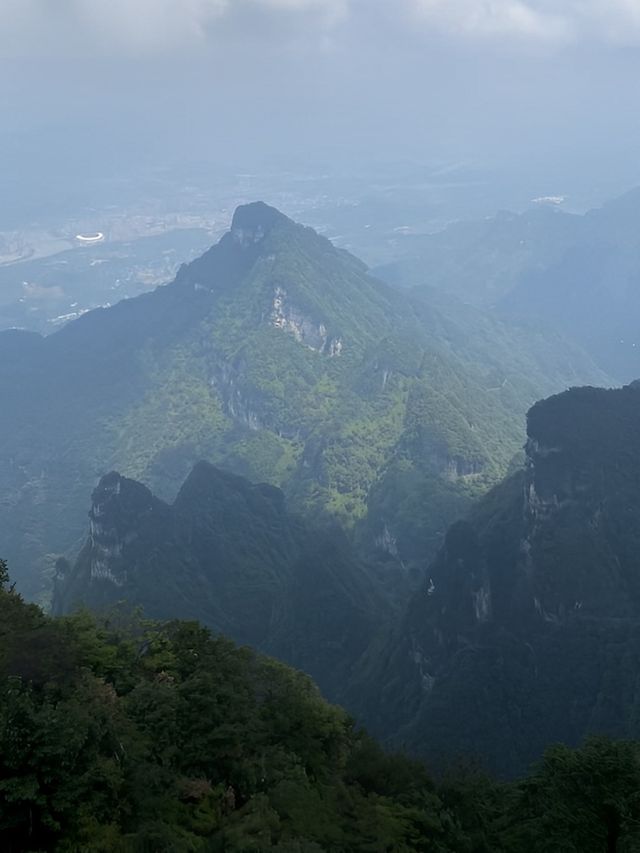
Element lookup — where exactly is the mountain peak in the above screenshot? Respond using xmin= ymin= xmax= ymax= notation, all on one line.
xmin=55 ymin=462 xmax=382 ymax=697
xmin=230 ymin=201 xmax=289 ymax=247
xmin=86 ymin=472 xmax=166 ymax=586
xmin=174 ymin=460 xmax=287 ymax=519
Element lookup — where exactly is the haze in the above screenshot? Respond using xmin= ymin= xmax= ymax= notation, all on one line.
xmin=9 ymin=5 xmax=640 ymax=845
xmin=3 ymin=0 xmax=640 ymax=216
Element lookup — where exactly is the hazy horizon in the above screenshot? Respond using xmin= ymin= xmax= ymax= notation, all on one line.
xmin=3 ymin=1 xmax=640 ymax=219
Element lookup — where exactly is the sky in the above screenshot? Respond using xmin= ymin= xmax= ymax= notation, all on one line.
xmin=2 ymin=0 xmax=640 ymax=206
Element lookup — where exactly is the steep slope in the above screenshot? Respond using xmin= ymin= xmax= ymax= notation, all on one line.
xmin=5 ymin=575 xmax=640 ymax=850
xmin=377 ymin=189 xmax=640 ymax=381
xmin=377 ymin=206 xmax=583 ymax=304
xmin=358 ymin=383 xmax=640 ymax=776
xmin=0 ymin=581 xmax=461 ymax=852
xmin=357 ymin=285 xmax=609 ymax=581
xmin=54 ymin=462 xmax=384 ymax=701
xmin=0 ymin=202 xmax=604 ymax=599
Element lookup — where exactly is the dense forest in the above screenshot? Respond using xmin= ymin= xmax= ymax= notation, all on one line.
xmin=6 ymin=205 xmax=640 ymax=847
xmin=352 ymin=384 xmax=640 ymax=776
xmin=52 ymin=462 xmax=385 ymax=703
xmin=51 ymin=382 xmax=640 ymax=782
xmin=0 ymin=204 xmax=604 ymax=602
xmin=2 ymin=559 xmax=640 ymax=852
xmin=7 ymin=0 xmax=640 ymax=847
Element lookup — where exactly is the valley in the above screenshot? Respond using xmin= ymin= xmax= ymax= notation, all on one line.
xmin=0 ymin=202 xmax=604 ymax=605
xmin=3 ymin=194 xmax=640 ymax=849
xmin=6 ymin=2 xmax=640 ymax=848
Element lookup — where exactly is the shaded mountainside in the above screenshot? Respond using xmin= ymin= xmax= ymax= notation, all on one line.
xmin=0 ymin=202 xmax=604 ymax=599
xmin=53 ymin=461 xmax=384 ymax=703
xmin=377 ymin=189 xmax=640 ymax=382
xmin=356 ymin=383 xmax=640 ymax=777
xmin=0 ymin=578 xmax=456 ymax=853
xmin=5 ymin=568 xmax=640 ymax=851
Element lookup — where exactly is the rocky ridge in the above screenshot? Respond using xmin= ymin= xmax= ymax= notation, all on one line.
xmin=54 ymin=461 xmax=386 ymax=702
xmin=355 ymin=383 xmax=640 ymax=776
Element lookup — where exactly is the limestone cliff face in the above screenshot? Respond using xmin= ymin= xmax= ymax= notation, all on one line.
xmin=230 ymin=201 xmax=286 ymax=248
xmin=54 ymin=461 xmax=386 ymax=705
xmin=522 ymin=384 xmax=640 ymax=620
xmin=270 ymin=286 xmax=343 ymax=356
xmin=356 ymin=383 xmax=640 ymax=776
xmin=413 ymin=382 xmax=640 ymax=653
xmin=209 ymin=357 xmax=268 ymax=432
xmin=0 ymin=196 xmax=606 ymax=607
xmin=52 ymin=473 xmax=171 ymax=613
xmin=87 ymin=473 xmax=164 ymax=586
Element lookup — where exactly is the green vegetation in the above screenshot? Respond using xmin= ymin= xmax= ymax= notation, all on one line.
xmin=54 ymin=462 xmax=385 ymax=704
xmin=377 ymin=193 xmax=640 ymax=382
xmin=2 ymin=564 xmax=640 ymax=852
xmin=0 ymin=203 xmax=605 ymax=603
xmin=357 ymin=383 xmax=640 ymax=778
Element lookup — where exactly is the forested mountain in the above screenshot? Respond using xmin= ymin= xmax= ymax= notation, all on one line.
xmin=357 ymin=382 xmax=640 ymax=776
xmin=0 ymin=202 xmax=604 ymax=600
xmin=0 ymin=570 xmax=450 ymax=852
xmin=55 ymin=381 xmax=640 ymax=781
xmin=377 ymin=189 xmax=640 ymax=382
xmin=4 ymin=565 xmax=640 ymax=852
xmin=53 ymin=462 xmax=385 ymax=701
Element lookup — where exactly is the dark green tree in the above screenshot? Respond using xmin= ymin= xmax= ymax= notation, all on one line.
xmin=506 ymin=737 xmax=640 ymax=853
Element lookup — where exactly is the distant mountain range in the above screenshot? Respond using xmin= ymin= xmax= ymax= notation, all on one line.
xmin=9 ymin=193 xmax=640 ymax=829
xmin=14 ymin=198 xmax=640 ymax=777
xmin=54 ymin=380 xmax=640 ymax=777
xmin=0 ymin=202 xmax=603 ymax=600
xmin=377 ymin=188 xmax=640 ymax=382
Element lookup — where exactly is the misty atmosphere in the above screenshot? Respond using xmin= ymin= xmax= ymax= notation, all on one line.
xmin=4 ymin=2 xmax=640 ymax=851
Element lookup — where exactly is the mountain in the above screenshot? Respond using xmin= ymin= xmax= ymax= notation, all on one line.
xmin=376 ymin=190 xmax=640 ymax=382
xmin=376 ymin=206 xmax=583 ymax=305
xmin=0 ymin=202 xmax=605 ymax=599
xmin=5 ymin=566 xmax=640 ymax=851
xmin=357 ymin=382 xmax=640 ymax=776
xmin=53 ymin=461 xmax=385 ymax=701
xmin=0 ymin=576 xmax=456 ymax=852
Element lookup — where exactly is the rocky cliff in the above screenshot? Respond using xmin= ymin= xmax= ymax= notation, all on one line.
xmin=0 ymin=201 xmax=606 ymax=601
xmin=356 ymin=383 xmax=640 ymax=776
xmin=54 ymin=461 xmax=386 ymax=702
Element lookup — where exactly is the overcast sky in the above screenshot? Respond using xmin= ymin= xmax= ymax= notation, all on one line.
xmin=2 ymin=1 xmax=640 ymax=203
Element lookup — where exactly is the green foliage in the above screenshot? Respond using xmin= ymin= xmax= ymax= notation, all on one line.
xmin=0 ymin=579 xmax=460 ymax=852
xmin=54 ymin=462 xmax=385 ymax=707
xmin=0 ymin=204 xmax=604 ymax=600
xmin=362 ymin=384 xmax=640 ymax=779
xmin=503 ymin=738 xmax=640 ymax=852
xmin=0 ymin=559 xmax=9 ymax=590
xmin=3 ymin=569 xmax=640 ymax=852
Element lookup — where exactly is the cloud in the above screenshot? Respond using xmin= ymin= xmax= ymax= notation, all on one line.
xmin=0 ymin=0 xmax=349 ymax=56
xmin=574 ymin=0 xmax=640 ymax=45
xmin=3 ymin=0 xmax=640 ymax=58
xmin=409 ymin=0 xmax=568 ymax=41
xmin=408 ymin=0 xmax=640 ymax=45
xmin=72 ymin=0 xmax=228 ymax=51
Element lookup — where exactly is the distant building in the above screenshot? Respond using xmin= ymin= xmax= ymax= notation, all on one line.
xmin=75 ymin=232 xmax=105 ymax=244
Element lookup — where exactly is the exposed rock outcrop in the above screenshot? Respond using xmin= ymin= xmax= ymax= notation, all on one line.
xmin=270 ymin=286 xmax=343 ymax=355
xmin=54 ymin=461 xmax=387 ymax=705
xmin=356 ymin=383 xmax=640 ymax=776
